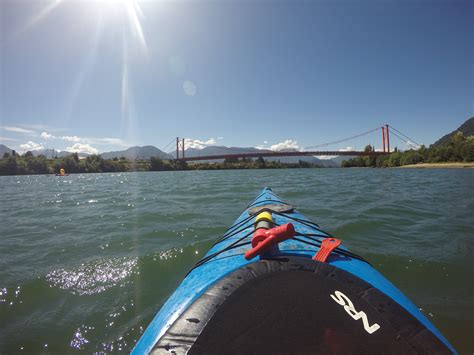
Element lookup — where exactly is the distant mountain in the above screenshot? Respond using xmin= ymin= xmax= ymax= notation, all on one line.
xmin=101 ymin=146 xmax=173 ymax=160
xmin=0 ymin=142 xmax=353 ymax=167
xmin=271 ymin=155 xmax=339 ymax=167
xmin=0 ymin=144 xmax=13 ymax=156
xmin=315 ymin=155 xmax=354 ymax=167
xmin=432 ymin=117 xmax=474 ymax=147
xmin=182 ymin=145 xmax=340 ymax=167
xmin=0 ymin=145 xmax=89 ymax=158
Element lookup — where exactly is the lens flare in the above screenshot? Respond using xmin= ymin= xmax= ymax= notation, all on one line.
xmin=97 ymin=0 xmax=147 ymax=50
xmin=3 ymin=0 xmax=63 ymax=45
xmin=6 ymin=0 xmax=148 ymax=151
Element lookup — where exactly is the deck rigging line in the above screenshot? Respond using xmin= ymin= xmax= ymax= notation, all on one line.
xmin=187 ymin=208 xmax=369 ymax=275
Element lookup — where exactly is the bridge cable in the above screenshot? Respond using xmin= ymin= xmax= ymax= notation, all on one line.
xmin=388 ymin=125 xmax=421 ymax=147
xmin=185 ymin=125 xmax=384 ymax=159
xmin=303 ymin=127 xmax=381 ymax=150
xmin=389 ymin=130 xmax=421 ymax=150
xmin=161 ymin=138 xmax=176 ymax=154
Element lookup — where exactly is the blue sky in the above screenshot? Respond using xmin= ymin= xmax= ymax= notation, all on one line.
xmin=1 ymin=0 xmax=472 ymax=154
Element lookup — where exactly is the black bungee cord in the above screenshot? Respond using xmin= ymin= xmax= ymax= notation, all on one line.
xmin=187 ymin=207 xmax=369 ymax=274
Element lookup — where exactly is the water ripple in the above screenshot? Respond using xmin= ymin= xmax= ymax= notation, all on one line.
xmin=0 ymin=169 xmax=472 ymax=352
xmin=46 ymin=257 xmax=138 ymax=295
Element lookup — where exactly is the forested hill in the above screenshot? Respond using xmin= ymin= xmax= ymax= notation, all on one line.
xmin=0 ymin=144 xmax=13 ymax=156
xmin=433 ymin=117 xmax=474 ymax=147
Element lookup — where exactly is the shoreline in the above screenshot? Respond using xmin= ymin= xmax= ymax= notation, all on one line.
xmin=397 ymin=162 xmax=474 ymax=169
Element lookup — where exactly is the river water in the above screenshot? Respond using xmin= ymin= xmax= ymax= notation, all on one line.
xmin=0 ymin=168 xmax=472 ymax=353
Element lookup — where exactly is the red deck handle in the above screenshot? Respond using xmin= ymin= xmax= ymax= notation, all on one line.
xmin=313 ymin=238 xmax=341 ymax=262
xmin=244 ymin=223 xmax=295 ymax=260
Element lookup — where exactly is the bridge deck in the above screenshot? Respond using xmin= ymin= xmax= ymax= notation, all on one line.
xmin=179 ymin=151 xmax=389 ymax=161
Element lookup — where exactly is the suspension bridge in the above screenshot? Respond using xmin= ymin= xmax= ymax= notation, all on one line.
xmin=167 ymin=125 xmax=419 ymax=162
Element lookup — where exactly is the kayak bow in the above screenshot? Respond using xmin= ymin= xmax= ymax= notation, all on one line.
xmin=133 ymin=187 xmax=455 ymax=354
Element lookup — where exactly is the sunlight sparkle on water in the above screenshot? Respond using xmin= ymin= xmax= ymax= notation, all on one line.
xmin=46 ymin=257 xmax=138 ymax=295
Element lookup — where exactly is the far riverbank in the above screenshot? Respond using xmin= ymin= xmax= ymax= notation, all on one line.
xmin=398 ymin=162 xmax=474 ymax=169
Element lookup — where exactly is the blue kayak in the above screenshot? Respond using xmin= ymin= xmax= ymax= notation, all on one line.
xmin=133 ymin=187 xmax=455 ymax=354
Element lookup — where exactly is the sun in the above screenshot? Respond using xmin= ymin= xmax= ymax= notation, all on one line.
xmin=92 ymin=0 xmax=147 ymax=49
xmin=9 ymin=0 xmax=149 ymax=142
xmin=96 ymin=0 xmax=140 ymax=13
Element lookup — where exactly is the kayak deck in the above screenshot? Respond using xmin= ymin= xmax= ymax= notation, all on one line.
xmin=133 ymin=187 xmax=455 ymax=354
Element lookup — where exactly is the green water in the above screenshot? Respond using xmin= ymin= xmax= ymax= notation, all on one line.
xmin=0 ymin=169 xmax=472 ymax=353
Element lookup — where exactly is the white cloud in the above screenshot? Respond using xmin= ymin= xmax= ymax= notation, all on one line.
xmin=20 ymin=141 xmax=44 ymax=151
xmin=315 ymin=156 xmax=334 ymax=160
xmin=183 ymin=80 xmax=197 ymax=96
xmin=270 ymin=140 xmax=301 ymax=151
xmin=59 ymin=135 xmax=127 ymax=146
xmin=20 ymin=124 xmax=67 ymax=133
xmin=0 ymin=137 xmax=17 ymax=142
xmin=3 ymin=127 xmax=127 ymax=151
xmin=30 ymin=131 xmax=128 ymax=149
xmin=184 ymin=138 xmax=217 ymax=149
xmin=338 ymin=147 xmax=354 ymax=152
xmin=41 ymin=131 xmax=54 ymax=139
xmin=86 ymin=137 xmax=128 ymax=146
xmin=66 ymin=143 xmax=98 ymax=155
xmin=62 ymin=135 xmax=81 ymax=142
xmin=21 ymin=124 xmax=50 ymax=131
xmin=217 ymin=136 xmax=224 ymax=140
xmin=2 ymin=126 xmax=36 ymax=135
xmin=263 ymin=140 xmax=268 ymax=144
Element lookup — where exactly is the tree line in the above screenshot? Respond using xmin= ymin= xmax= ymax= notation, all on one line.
xmin=0 ymin=152 xmax=142 ymax=175
xmin=341 ymin=132 xmax=474 ymax=168
xmin=5 ymin=131 xmax=469 ymax=175
xmin=0 ymin=152 xmax=319 ymax=176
